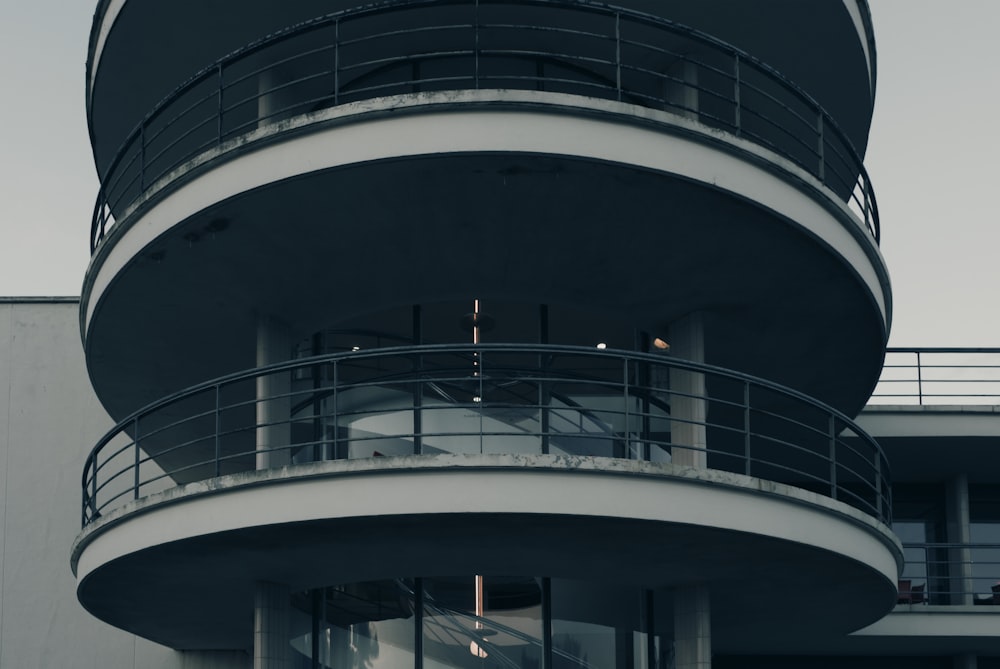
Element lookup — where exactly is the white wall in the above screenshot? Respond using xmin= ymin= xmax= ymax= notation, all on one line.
xmin=0 ymin=300 xmax=245 ymax=669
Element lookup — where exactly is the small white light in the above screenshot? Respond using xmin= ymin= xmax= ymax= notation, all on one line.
xmin=596 ymin=342 xmax=607 ymax=350
xmin=473 ymin=396 xmax=482 ymax=403
xmin=351 ymin=346 xmax=360 ymax=351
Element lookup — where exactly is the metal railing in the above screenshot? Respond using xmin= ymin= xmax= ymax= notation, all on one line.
xmin=81 ymin=344 xmax=891 ymax=527
xmin=898 ymin=543 xmax=1000 ymax=606
xmin=870 ymin=348 xmax=1000 ymax=406
xmin=90 ymin=0 xmax=879 ymax=252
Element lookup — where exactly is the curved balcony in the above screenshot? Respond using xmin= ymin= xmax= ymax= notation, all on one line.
xmin=80 ymin=344 xmax=891 ymax=527
xmin=89 ymin=0 xmax=879 ymax=253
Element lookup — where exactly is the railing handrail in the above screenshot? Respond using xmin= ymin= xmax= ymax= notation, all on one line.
xmin=90 ymin=0 xmax=880 ymax=252
xmin=871 ymin=348 xmax=1000 ymax=406
xmin=903 ymin=542 xmax=1000 ymax=550
xmin=80 ymin=343 xmax=891 ymax=528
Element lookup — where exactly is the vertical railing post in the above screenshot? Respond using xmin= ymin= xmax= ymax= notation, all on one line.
xmin=623 ymin=357 xmax=631 ymax=456
xmin=91 ymin=454 xmax=98 ymax=519
xmin=743 ymin=381 xmax=751 ymax=475
xmin=138 ymin=122 xmax=146 ymax=191
xmin=828 ymin=415 xmax=838 ymax=501
xmin=874 ymin=447 xmax=883 ymax=520
xmin=916 ymin=350 xmax=924 ymax=405
xmin=217 ymin=62 xmax=224 ymax=145
xmin=733 ymin=54 xmax=741 ymax=136
xmin=816 ymin=114 xmax=825 ymax=183
xmin=133 ymin=416 xmax=141 ymax=501
xmin=479 ymin=349 xmax=485 ymax=454
xmin=615 ymin=13 xmax=622 ymax=101
xmin=539 ymin=351 xmax=550 ymax=456
xmin=334 ymin=19 xmax=340 ymax=106
xmin=474 ymin=0 xmax=480 ymax=89
xmin=332 ymin=358 xmax=340 ymax=459
xmin=413 ymin=351 xmax=423 ymax=456
xmin=215 ymin=384 xmax=222 ymax=477
xmin=414 ymin=578 xmax=425 ymax=669
xmin=865 ymin=179 xmax=873 ymax=238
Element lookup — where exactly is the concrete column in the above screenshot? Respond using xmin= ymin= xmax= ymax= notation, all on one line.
xmin=254 ymin=581 xmax=291 ymax=669
xmin=258 ymin=68 xmax=280 ymax=128
xmin=946 ymin=474 xmax=973 ymax=605
xmin=256 ymin=316 xmax=291 ymax=470
xmin=669 ymin=313 xmax=707 ymax=468
xmin=665 ymin=60 xmax=699 ymax=120
xmin=674 ymin=585 xmax=711 ymax=669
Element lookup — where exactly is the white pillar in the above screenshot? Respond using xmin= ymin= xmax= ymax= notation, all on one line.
xmin=254 ymin=581 xmax=291 ymax=669
xmin=669 ymin=313 xmax=707 ymax=468
xmin=674 ymin=585 xmax=711 ymax=669
xmin=665 ymin=60 xmax=699 ymax=120
xmin=256 ymin=315 xmax=291 ymax=470
xmin=946 ymin=474 xmax=973 ymax=605
xmin=258 ymin=68 xmax=280 ymax=128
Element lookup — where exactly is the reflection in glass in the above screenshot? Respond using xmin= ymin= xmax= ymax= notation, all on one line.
xmin=293 ymin=577 xmax=672 ymax=668
xmin=291 ymin=580 xmax=417 ymax=669
xmin=423 ymin=576 xmax=543 ymax=668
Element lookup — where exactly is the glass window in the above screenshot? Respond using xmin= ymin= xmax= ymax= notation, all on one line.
xmin=423 ymin=576 xmax=543 ymax=669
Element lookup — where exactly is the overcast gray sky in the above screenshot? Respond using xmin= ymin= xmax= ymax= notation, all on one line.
xmin=0 ymin=1 xmax=996 ymax=348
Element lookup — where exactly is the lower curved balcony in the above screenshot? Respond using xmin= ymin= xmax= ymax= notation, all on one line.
xmin=72 ymin=344 xmax=901 ymax=651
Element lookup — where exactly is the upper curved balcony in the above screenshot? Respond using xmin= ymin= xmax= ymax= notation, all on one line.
xmin=88 ymin=0 xmax=879 ymax=253
xmin=87 ymin=1 xmax=877 ymax=176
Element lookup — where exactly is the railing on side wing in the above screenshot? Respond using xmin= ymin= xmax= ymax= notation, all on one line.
xmin=870 ymin=348 xmax=1000 ymax=406
xmin=91 ymin=0 xmax=879 ymax=252
xmin=898 ymin=542 xmax=1000 ymax=606
xmin=80 ymin=344 xmax=891 ymax=528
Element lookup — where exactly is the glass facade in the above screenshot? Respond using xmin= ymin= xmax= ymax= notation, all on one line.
xmin=290 ymin=577 xmax=671 ymax=669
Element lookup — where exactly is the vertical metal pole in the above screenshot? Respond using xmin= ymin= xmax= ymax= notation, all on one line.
xmin=334 ymin=19 xmax=340 ymax=106
xmin=138 ymin=122 xmax=146 ymax=191
xmin=623 ymin=357 xmax=631 ymax=456
xmin=817 ymin=114 xmax=825 ymax=183
xmin=91 ymin=456 xmax=98 ymax=519
xmin=539 ymin=305 xmax=550 ymax=455
xmin=474 ymin=0 xmax=480 ymax=89
xmin=733 ymin=55 xmax=741 ymax=135
xmin=413 ymin=305 xmax=423 ymax=455
xmin=478 ymin=350 xmax=485 ymax=454
xmin=865 ymin=180 xmax=873 ymax=237
xmin=916 ymin=350 xmax=924 ymax=405
xmin=215 ymin=385 xmax=222 ymax=477
xmin=311 ymin=588 xmax=321 ymax=669
xmin=615 ymin=13 xmax=622 ymax=101
xmin=332 ymin=359 xmax=340 ymax=459
xmin=743 ymin=381 xmax=751 ymax=476
xmin=875 ymin=447 xmax=883 ymax=519
xmin=541 ymin=578 xmax=553 ymax=669
xmin=133 ymin=416 xmax=141 ymax=500
xmin=643 ymin=589 xmax=656 ymax=668
xmin=217 ymin=63 xmax=224 ymax=144
xmin=312 ymin=334 xmax=323 ymax=462
xmin=414 ymin=578 xmax=424 ymax=669
xmin=829 ymin=415 xmax=838 ymax=501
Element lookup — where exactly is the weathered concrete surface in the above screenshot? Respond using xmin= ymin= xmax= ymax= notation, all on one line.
xmin=74 ymin=453 xmax=901 ymax=653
